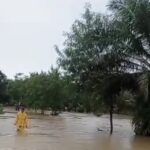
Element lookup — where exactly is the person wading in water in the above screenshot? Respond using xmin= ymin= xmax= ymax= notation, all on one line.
xmin=15 ymin=106 xmax=29 ymax=132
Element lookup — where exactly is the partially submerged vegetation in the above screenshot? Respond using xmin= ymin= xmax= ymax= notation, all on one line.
xmin=0 ymin=104 xmax=3 ymax=114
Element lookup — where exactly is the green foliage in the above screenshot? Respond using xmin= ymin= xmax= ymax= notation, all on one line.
xmin=132 ymin=73 xmax=150 ymax=136
xmin=116 ymin=90 xmax=135 ymax=114
xmin=8 ymin=68 xmax=81 ymax=115
xmin=8 ymin=74 xmax=27 ymax=104
xmin=56 ymin=6 xmax=121 ymax=134
xmin=108 ymin=0 xmax=150 ymax=136
xmin=0 ymin=70 xmax=9 ymax=104
xmin=56 ymin=0 xmax=150 ymax=135
xmin=132 ymin=93 xmax=150 ymax=136
xmin=108 ymin=0 xmax=150 ymax=71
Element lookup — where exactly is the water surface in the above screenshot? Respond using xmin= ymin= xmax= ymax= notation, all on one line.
xmin=0 ymin=112 xmax=149 ymax=150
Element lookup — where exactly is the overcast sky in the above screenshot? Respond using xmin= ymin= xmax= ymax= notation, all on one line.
xmin=0 ymin=0 xmax=109 ymax=78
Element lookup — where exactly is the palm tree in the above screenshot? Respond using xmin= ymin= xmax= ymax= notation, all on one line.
xmin=109 ymin=0 xmax=150 ymax=72
xmin=132 ymin=73 xmax=150 ymax=136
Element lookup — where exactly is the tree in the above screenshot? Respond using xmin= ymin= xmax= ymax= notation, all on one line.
xmin=21 ymin=68 xmax=65 ymax=115
xmin=0 ymin=70 xmax=9 ymax=104
xmin=47 ymin=68 xmax=65 ymax=115
xmin=8 ymin=73 xmax=27 ymax=105
xmin=56 ymin=0 xmax=150 ymax=135
xmin=108 ymin=0 xmax=150 ymax=136
xmin=132 ymin=73 xmax=150 ymax=136
xmin=56 ymin=6 xmax=121 ymax=134
xmin=8 ymin=69 xmax=66 ymax=115
xmin=108 ymin=0 xmax=150 ymax=71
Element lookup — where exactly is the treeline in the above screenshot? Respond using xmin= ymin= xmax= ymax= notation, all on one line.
xmin=0 ymin=69 xmax=134 ymax=115
xmin=3 ymin=68 xmax=102 ymax=115
xmin=6 ymin=69 xmax=78 ymax=115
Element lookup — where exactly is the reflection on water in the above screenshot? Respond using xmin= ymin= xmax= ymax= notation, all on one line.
xmin=0 ymin=112 xmax=149 ymax=150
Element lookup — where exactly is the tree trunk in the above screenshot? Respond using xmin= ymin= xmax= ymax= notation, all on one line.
xmin=109 ymin=98 xmax=113 ymax=134
xmin=41 ymin=109 xmax=45 ymax=115
xmin=109 ymin=107 xmax=113 ymax=134
xmin=34 ymin=107 xmax=37 ymax=113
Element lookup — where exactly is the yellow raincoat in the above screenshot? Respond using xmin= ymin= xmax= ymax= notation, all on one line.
xmin=15 ymin=111 xmax=28 ymax=131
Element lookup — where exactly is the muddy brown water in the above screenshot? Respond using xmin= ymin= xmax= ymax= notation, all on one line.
xmin=0 ymin=112 xmax=149 ymax=150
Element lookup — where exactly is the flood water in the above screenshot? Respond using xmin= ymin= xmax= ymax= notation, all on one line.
xmin=0 ymin=112 xmax=150 ymax=150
